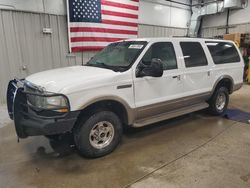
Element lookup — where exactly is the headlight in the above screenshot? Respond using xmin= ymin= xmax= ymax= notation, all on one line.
xmin=27 ymin=94 xmax=69 ymax=112
xmin=46 ymin=96 xmax=67 ymax=108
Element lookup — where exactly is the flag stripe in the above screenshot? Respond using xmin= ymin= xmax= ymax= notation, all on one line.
xmin=105 ymin=0 xmax=139 ymax=7
xmin=102 ymin=14 xmax=138 ymax=23
xmin=70 ymin=32 xmax=137 ymax=39
xmin=72 ymin=46 xmax=105 ymax=52
xmin=101 ymin=5 xmax=138 ymax=15
xmin=101 ymin=0 xmax=139 ymax=10
xmin=101 ymin=10 xmax=138 ymax=19
xmin=71 ymin=37 xmax=124 ymax=42
xmin=102 ymin=19 xmax=138 ymax=27
xmin=70 ymin=27 xmax=138 ymax=35
xmin=71 ymin=41 xmax=111 ymax=47
xmin=70 ymin=22 xmax=138 ymax=31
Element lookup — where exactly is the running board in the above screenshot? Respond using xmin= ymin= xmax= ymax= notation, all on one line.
xmin=133 ymin=102 xmax=209 ymax=127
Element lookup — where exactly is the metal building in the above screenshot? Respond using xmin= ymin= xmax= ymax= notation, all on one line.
xmin=0 ymin=0 xmax=189 ymax=103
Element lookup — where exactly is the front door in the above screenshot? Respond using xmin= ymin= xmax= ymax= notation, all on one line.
xmin=133 ymin=41 xmax=184 ymax=120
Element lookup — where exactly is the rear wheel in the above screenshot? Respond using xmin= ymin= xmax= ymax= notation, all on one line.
xmin=74 ymin=111 xmax=123 ymax=158
xmin=208 ymin=87 xmax=229 ymax=115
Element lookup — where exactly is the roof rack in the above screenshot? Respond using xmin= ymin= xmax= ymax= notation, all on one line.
xmin=172 ymin=36 xmax=219 ymax=39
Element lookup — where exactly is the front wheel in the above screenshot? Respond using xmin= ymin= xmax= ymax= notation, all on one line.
xmin=208 ymin=87 xmax=229 ymax=115
xmin=74 ymin=111 xmax=123 ymax=158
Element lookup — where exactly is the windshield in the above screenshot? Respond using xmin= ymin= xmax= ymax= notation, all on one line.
xmin=86 ymin=41 xmax=147 ymax=72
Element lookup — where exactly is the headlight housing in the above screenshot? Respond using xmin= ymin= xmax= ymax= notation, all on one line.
xmin=27 ymin=94 xmax=69 ymax=112
xmin=24 ymin=81 xmax=70 ymax=113
xmin=27 ymin=94 xmax=69 ymax=113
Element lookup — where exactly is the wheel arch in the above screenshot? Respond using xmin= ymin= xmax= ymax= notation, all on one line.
xmin=76 ymin=96 xmax=136 ymax=126
xmin=212 ymin=75 xmax=234 ymax=95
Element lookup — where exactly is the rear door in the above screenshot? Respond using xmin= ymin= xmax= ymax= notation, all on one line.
xmin=179 ymin=41 xmax=213 ymax=98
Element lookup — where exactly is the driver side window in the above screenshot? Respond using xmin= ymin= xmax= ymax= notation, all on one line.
xmin=142 ymin=42 xmax=177 ymax=70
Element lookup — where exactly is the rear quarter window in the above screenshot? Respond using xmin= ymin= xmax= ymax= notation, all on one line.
xmin=205 ymin=41 xmax=240 ymax=64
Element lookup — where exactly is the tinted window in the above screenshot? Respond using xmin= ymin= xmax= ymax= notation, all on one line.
xmin=206 ymin=42 xmax=240 ymax=64
xmin=180 ymin=42 xmax=208 ymax=67
xmin=87 ymin=41 xmax=147 ymax=72
xmin=141 ymin=42 xmax=177 ymax=70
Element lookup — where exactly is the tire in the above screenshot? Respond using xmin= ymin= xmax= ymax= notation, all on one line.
xmin=208 ymin=87 xmax=229 ymax=115
xmin=74 ymin=111 xmax=123 ymax=158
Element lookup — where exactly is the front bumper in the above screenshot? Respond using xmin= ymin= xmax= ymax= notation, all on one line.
xmin=7 ymin=79 xmax=80 ymax=138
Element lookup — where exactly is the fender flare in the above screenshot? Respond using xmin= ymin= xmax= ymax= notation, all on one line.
xmin=211 ymin=75 xmax=234 ymax=95
xmin=78 ymin=96 xmax=136 ymax=125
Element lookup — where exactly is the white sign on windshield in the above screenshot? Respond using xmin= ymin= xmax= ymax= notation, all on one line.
xmin=128 ymin=44 xmax=144 ymax=49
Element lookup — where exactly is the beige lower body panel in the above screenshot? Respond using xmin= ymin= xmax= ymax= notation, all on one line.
xmin=233 ymin=83 xmax=243 ymax=92
xmin=132 ymin=92 xmax=211 ymax=127
xmin=133 ymin=102 xmax=209 ymax=127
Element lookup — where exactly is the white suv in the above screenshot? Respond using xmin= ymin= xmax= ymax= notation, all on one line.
xmin=7 ymin=37 xmax=244 ymax=158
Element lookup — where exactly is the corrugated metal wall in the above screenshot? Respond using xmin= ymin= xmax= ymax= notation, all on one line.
xmin=202 ymin=22 xmax=250 ymax=38
xmin=0 ymin=9 xmax=187 ymax=103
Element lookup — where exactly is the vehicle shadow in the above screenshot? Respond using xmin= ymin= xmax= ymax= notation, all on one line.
xmin=38 ymin=110 xmax=214 ymax=159
xmin=35 ymin=134 xmax=77 ymax=159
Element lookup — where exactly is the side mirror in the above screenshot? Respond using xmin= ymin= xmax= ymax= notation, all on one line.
xmin=137 ymin=58 xmax=163 ymax=78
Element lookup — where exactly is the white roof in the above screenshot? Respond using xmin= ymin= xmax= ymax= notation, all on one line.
xmin=124 ymin=37 xmax=233 ymax=44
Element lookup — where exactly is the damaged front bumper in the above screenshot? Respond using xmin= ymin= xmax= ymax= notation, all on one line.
xmin=7 ymin=79 xmax=80 ymax=138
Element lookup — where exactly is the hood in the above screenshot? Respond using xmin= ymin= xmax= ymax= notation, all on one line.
xmin=25 ymin=66 xmax=118 ymax=93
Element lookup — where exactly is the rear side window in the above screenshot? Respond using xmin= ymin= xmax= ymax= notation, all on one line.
xmin=206 ymin=42 xmax=240 ymax=64
xmin=180 ymin=42 xmax=208 ymax=67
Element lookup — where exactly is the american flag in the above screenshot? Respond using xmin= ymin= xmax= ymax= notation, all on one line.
xmin=67 ymin=0 xmax=139 ymax=52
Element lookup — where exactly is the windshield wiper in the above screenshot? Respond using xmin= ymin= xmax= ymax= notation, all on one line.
xmin=86 ymin=62 xmax=128 ymax=72
xmin=86 ymin=62 xmax=117 ymax=71
xmin=92 ymin=62 xmax=112 ymax=68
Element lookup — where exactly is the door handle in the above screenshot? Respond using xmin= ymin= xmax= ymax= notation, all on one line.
xmin=207 ymin=71 xmax=211 ymax=76
xmin=172 ymin=75 xmax=181 ymax=80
